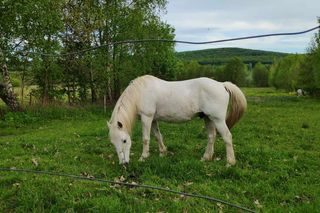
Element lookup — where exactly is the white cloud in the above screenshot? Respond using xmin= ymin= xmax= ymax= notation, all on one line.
xmin=162 ymin=0 xmax=319 ymax=53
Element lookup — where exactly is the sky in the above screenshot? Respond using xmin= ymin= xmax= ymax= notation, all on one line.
xmin=162 ymin=0 xmax=319 ymax=53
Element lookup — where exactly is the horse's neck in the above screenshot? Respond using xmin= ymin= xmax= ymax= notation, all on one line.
xmin=111 ymin=88 xmax=140 ymax=134
xmin=110 ymin=75 xmax=155 ymax=133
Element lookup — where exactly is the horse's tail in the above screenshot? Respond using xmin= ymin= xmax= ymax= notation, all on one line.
xmin=223 ymin=82 xmax=247 ymax=129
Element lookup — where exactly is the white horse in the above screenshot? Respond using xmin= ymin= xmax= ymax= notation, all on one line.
xmin=107 ymin=75 xmax=247 ymax=165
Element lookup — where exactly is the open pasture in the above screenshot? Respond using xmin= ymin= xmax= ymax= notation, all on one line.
xmin=0 ymin=88 xmax=319 ymax=212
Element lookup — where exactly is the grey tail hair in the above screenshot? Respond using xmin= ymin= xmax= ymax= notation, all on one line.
xmin=223 ymin=82 xmax=247 ymax=129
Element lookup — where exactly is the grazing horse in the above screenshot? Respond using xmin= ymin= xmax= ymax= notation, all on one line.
xmin=107 ymin=75 xmax=247 ymax=165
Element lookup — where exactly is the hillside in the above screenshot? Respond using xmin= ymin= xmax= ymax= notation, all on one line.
xmin=176 ymin=47 xmax=289 ymax=65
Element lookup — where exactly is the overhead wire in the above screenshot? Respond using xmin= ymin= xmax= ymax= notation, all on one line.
xmin=4 ymin=25 xmax=320 ymax=57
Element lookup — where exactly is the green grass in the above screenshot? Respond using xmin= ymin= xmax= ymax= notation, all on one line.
xmin=0 ymin=88 xmax=319 ymax=212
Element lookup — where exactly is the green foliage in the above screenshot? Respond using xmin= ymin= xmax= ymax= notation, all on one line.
xmin=175 ymin=60 xmax=214 ymax=80
xmin=0 ymin=89 xmax=320 ymax=212
xmin=0 ymin=106 xmax=106 ymax=129
xmin=10 ymin=77 xmax=20 ymax=88
xmin=269 ymin=55 xmax=304 ymax=91
xmin=252 ymin=62 xmax=269 ymax=87
xmin=174 ymin=57 xmax=249 ymax=86
xmin=0 ymin=72 xmax=21 ymax=87
xmin=296 ymin=56 xmax=316 ymax=92
xmin=268 ymin=19 xmax=320 ymax=94
xmin=297 ymin=19 xmax=320 ymax=95
xmin=1 ymin=0 xmax=176 ymax=105
xmin=0 ymin=111 xmax=38 ymax=128
xmin=176 ymin=47 xmax=288 ymax=65
xmin=221 ymin=57 xmax=248 ymax=86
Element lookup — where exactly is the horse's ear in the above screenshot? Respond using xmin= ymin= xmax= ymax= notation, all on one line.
xmin=117 ymin=121 xmax=123 ymax=129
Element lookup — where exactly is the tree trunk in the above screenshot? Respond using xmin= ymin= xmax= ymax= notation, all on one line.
xmin=0 ymin=63 xmax=22 ymax=111
xmin=72 ymin=78 xmax=76 ymax=103
xmin=67 ymin=82 xmax=71 ymax=105
xmin=89 ymin=60 xmax=97 ymax=103
xmin=42 ymin=63 xmax=49 ymax=105
xmin=20 ymin=57 xmax=27 ymax=106
xmin=112 ymin=44 xmax=120 ymax=101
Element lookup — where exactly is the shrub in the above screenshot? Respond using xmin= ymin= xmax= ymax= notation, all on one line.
xmin=252 ymin=62 xmax=269 ymax=87
xmin=222 ymin=57 xmax=248 ymax=86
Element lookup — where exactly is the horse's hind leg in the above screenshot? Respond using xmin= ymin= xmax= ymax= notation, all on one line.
xmin=139 ymin=114 xmax=153 ymax=161
xmin=212 ymin=117 xmax=236 ymax=166
xmin=201 ymin=117 xmax=216 ymax=161
xmin=152 ymin=121 xmax=167 ymax=157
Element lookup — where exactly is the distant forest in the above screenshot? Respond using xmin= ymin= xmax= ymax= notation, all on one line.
xmin=176 ymin=47 xmax=288 ymax=65
xmin=174 ymin=41 xmax=320 ymax=94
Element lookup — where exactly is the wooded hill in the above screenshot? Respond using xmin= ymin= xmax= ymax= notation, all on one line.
xmin=176 ymin=47 xmax=289 ymax=65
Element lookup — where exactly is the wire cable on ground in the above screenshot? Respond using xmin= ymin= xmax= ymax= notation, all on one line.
xmin=0 ymin=167 xmax=257 ymax=213
xmin=6 ymin=25 xmax=320 ymax=57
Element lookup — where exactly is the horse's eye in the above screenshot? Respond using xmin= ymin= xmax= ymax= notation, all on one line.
xmin=123 ymin=139 xmax=127 ymax=143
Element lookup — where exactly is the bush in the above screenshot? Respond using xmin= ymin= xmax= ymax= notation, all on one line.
xmin=269 ymin=55 xmax=303 ymax=91
xmin=252 ymin=62 xmax=269 ymax=87
xmin=297 ymin=23 xmax=320 ymax=95
xmin=10 ymin=77 xmax=20 ymax=87
xmin=0 ymin=111 xmax=39 ymax=127
xmin=221 ymin=57 xmax=248 ymax=86
xmin=0 ymin=106 xmax=106 ymax=128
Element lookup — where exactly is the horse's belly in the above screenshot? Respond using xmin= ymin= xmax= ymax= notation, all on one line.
xmin=154 ymin=101 xmax=198 ymax=122
xmin=144 ymin=80 xmax=201 ymax=122
xmin=155 ymin=112 xmax=193 ymax=122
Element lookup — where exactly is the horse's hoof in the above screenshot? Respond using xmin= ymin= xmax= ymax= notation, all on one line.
xmin=227 ymin=159 xmax=236 ymax=166
xmin=138 ymin=157 xmax=145 ymax=162
xmin=201 ymin=157 xmax=210 ymax=162
xmin=201 ymin=155 xmax=213 ymax=161
xmin=139 ymin=156 xmax=146 ymax=162
xmin=159 ymin=151 xmax=167 ymax=157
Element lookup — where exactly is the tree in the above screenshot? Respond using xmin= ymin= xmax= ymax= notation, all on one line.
xmin=58 ymin=0 xmax=176 ymax=102
xmin=297 ymin=18 xmax=320 ymax=95
xmin=0 ymin=0 xmax=27 ymax=111
xmin=222 ymin=57 xmax=247 ymax=86
xmin=0 ymin=55 xmax=22 ymax=111
xmin=29 ymin=0 xmax=64 ymax=104
xmin=269 ymin=55 xmax=303 ymax=91
xmin=252 ymin=62 xmax=269 ymax=87
xmin=1 ymin=0 xmax=176 ymax=107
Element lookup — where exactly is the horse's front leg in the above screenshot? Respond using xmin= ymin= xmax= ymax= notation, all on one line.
xmin=152 ymin=120 xmax=167 ymax=157
xmin=139 ymin=114 xmax=153 ymax=161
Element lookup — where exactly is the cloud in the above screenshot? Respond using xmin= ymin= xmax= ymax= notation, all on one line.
xmin=162 ymin=0 xmax=319 ymax=53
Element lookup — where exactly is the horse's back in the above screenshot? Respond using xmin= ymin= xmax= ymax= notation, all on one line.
xmin=137 ymin=75 xmax=227 ymax=100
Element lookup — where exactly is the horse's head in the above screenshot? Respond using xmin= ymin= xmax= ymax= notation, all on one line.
xmin=107 ymin=121 xmax=132 ymax=164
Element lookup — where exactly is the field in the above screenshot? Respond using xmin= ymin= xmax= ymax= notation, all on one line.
xmin=0 ymin=88 xmax=319 ymax=212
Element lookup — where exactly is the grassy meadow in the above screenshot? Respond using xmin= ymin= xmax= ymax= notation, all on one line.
xmin=0 ymin=88 xmax=319 ymax=212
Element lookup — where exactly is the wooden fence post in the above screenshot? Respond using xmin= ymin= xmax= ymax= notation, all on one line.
xmin=29 ymin=93 xmax=32 ymax=106
xmin=104 ymin=95 xmax=107 ymax=113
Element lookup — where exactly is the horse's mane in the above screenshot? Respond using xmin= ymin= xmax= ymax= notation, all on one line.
xmin=110 ymin=75 xmax=153 ymax=134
